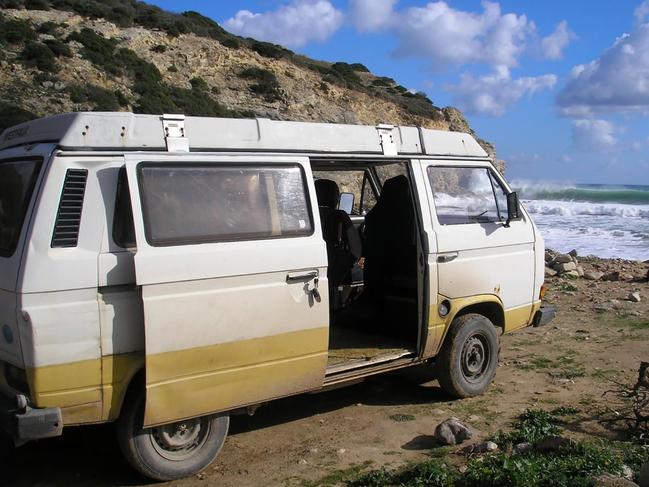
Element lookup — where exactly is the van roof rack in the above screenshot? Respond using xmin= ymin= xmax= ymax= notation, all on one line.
xmin=0 ymin=112 xmax=488 ymax=158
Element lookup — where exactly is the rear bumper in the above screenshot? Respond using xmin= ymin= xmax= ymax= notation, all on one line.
xmin=0 ymin=393 xmax=62 ymax=445
xmin=533 ymin=305 xmax=556 ymax=327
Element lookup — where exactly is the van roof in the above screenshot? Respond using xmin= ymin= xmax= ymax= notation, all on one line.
xmin=0 ymin=112 xmax=488 ymax=158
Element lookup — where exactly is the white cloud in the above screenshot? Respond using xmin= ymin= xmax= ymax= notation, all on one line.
xmin=349 ymin=0 xmax=397 ymax=32
xmin=571 ymin=119 xmax=618 ymax=150
xmin=635 ymin=0 xmax=649 ymax=24
xmin=391 ymin=1 xmax=532 ymax=69
xmin=224 ymin=0 xmax=343 ymax=48
xmin=556 ymin=24 xmax=649 ymax=115
xmin=447 ymin=66 xmax=557 ymax=116
xmin=541 ymin=20 xmax=575 ymax=59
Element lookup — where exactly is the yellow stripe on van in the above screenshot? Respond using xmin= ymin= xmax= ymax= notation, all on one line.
xmin=27 ymin=358 xmax=102 ymax=409
xmin=144 ymin=326 xmax=329 ymax=427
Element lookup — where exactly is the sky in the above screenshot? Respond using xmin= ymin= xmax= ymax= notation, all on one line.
xmin=148 ymin=0 xmax=649 ymax=185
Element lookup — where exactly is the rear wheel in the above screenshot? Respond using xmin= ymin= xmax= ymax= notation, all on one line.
xmin=436 ymin=313 xmax=499 ymax=398
xmin=116 ymin=389 xmax=229 ymax=481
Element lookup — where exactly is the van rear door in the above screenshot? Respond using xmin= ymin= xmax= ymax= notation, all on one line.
xmin=0 ymin=156 xmax=44 ymax=368
xmin=124 ymin=155 xmax=329 ymax=426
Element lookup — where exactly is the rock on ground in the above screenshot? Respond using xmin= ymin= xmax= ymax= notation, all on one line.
xmin=594 ymin=474 xmax=639 ymax=487
xmin=639 ymin=461 xmax=649 ymax=487
xmin=434 ymin=417 xmax=473 ymax=445
xmin=628 ymin=292 xmax=641 ymax=303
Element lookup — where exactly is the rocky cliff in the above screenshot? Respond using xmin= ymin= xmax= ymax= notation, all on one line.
xmin=0 ymin=1 xmax=502 ymax=171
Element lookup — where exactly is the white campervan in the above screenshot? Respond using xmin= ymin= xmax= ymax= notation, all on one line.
xmin=0 ymin=112 xmax=553 ymax=480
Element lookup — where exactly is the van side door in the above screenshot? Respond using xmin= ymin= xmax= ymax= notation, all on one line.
xmin=421 ymin=162 xmax=536 ymax=335
xmin=124 ymin=155 xmax=329 ymax=426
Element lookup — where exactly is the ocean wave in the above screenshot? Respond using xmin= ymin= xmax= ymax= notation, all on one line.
xmin=523 ymin=199 xmax=649 ymax=218
xmin=511 ymin=180 xmax=649 ymax=205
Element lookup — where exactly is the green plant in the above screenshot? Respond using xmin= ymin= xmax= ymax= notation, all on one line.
xmin=36 ymin=21 xmax=60 ymax=34
xmin=20 ymin=41 xmax=59 ymax=72
xmin=249 ymin=39 xmax=290 ymax=59
xmin=150 ymin=44 xmax=166 ymax=53
xmin=67 ymin=28 xmax=119 ymax=74
xmin=0 ymin=101 xmax=36 ymax=132
xmin=239 ymin=67 xmax=281 ymax=102
xmin=67 ymin=83 xmax=123 ymax=111
xmin=25 ymin=0 xmax=49 ymax=9
xmin=43 ymin=38 xmax=72 ymax=57
xmin=389 ymin=413 xmax=415 ymax=422
xmin=189 ymin=76 xmax=208 ymax=91
xmin=0 ymin=17 xmax=37 ymax=44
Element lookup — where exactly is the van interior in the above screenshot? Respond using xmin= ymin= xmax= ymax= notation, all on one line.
xmin=311 ymin=161 xmax=423 ymax=377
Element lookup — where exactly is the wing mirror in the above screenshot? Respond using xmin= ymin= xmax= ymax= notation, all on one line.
xmin=338 ymin=192 xmax=355 ymax=214
xmin=504 ymin=191 xmax=520 ymax=227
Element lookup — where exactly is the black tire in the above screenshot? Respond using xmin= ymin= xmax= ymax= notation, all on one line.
xmin=116 ymin=388 xmax=229 ymax=481
xmin=436 ymin=313 xmax=499 ymax=398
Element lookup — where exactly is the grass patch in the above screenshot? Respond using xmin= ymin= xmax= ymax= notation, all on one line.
xmin=389 ymin=413 xmax=415 ymax=422
xmin=519 ymin=353 xmax=586 ymax=379
xmin=303 ymin=461 xmax=374 ymax=487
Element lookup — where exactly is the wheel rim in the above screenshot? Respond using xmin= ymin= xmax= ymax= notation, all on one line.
xmin=460 ymin=333 xmax=491 ymax=384
xmin=149 ymin=417 xmax=212 ymax=461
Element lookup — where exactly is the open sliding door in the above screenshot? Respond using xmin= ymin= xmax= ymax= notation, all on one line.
xmin=124 ymin=154 xmax=329 ymax=426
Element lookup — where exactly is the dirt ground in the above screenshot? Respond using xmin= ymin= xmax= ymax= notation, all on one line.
xmin=2 ymin=260 xmax=648 ymax=487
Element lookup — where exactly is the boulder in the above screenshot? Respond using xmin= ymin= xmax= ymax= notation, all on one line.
xmin=555 ymin=261 xmax=577 ymax=272
xmin=640 ymin=461 xmax=649 ymax=487
xmin=460 ymin=441 xmax=498 ymax=455
xmin=594 ymin=474 xmax=639 ymax=487
xmin=434 ymin=417 xmax=473 ymax=445
xmin=534 ymin=435 xmax=575 ymax=453
xmin=584 ymin=271 xmax=604 ymax=281
xmin=545 ymin=267 xmax=558 ymax=277
xmin=564 ymin=270 xmax=580 ymax=278
xmin=554 ymin=254 xmax=573 ymax=264
xmin=568 ymin=249 xmax=578 ymax=258
xmin=545 ymin=251 xmax=554 ymax=263
xmin=628 ymin=292 xmax=641 ymax=303
xmin=603 ymin=271 xmax=633 ymax=282
xmin=513 ymin=442 xmax=533 ymax=455
xmin=576 ymin=266 xmax=585 ymax=277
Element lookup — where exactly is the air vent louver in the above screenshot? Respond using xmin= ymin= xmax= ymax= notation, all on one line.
xmin=51 ymin=169 xmax=88 ymax=248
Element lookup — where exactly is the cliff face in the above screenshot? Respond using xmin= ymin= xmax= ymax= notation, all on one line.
xmin=0 ymin=3 xmax=501 ymax=170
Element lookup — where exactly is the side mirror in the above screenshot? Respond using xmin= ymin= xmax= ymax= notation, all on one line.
xmin=505 ymin=191 xmax=520 ymax=227
xmin=338 ymin=192 xmax=355 ymax=214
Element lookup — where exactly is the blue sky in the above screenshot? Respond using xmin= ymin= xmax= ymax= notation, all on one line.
xmin=149 ymin=1 xmax=649 ymax=185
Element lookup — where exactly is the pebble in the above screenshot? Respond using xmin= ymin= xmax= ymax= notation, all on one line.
xmin=628 ymin=292 xmax=641 ymax=303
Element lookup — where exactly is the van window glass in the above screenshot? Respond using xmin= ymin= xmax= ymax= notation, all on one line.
xmin=138 ymin=164 xmax=313 ymax=246
xmin=312 ymin=169 xmax=376 ymax=215
xmin=427 ymin=166 xmax=501 ymax=225
xmin=375 ymin=163 xmax=408 ymax=186
xmin=0 ymin=159 xmax=41 ymax=257
xmin=113 ymin=167 xmax=136 ymax=248
xmin=489 ymin=171 xmax=509 ymax=221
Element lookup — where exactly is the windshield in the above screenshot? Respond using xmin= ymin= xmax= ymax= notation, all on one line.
xmin=0 ymin=159 xmax=42 ymax=257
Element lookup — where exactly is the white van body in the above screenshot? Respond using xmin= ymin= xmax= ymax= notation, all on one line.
xmin=0 ymin=113 xmax=551 ymax=479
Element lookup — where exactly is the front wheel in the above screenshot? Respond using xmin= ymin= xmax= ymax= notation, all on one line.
xmin=436 ymin=313 xmax=499 ymax=398
xmin=116 ymin=389 xmax=229 ymax=481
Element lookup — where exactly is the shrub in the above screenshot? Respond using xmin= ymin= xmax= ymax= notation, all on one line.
xmin=239 ymin=67 xmax=281 ymax=102
xmin=167 ymin=65 xmax=178 ymax=72
xmin=371 ymin=76 xmax=396 ymax=87
xmin=249 ymin=40 xmax=290 ymax=59
xmin=0 ymin=17 xmax=37 ymax=44
xmin=67 ymin=83 xmax=123 ymax=111
xmin=189 ymin=76 xmax=208 ymax=91
xmin=44 ymin=38 xmax=72 ymax=57
xmin=150 ymin=44 xmax=166 ymax=53
xmin=20 ymin=41 xmax=59 ymax=72
xmin=36 ymin=20 xmax=60 ymax=34
xmin=0 ymin=101 xmax=36 ymax=132
xmin=25 ymin=0 xmax=49 ymax=9
xmin=220 ymin=38 xmax=239 ymax=49
xmin=67 ymin=28 xmax=119 ymax=74
xmin=349 ymin=62 xmax=369 ymax=72
xmin=0 ymin=0 xmax=25 ymax=8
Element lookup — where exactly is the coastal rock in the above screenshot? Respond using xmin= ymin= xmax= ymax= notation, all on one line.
xmin=584 ymin=271 xmax=604 ymax=281
xmin=576 ymin=266 xmax=585 ymax=277
xmin=534 ymin=435 xmax=575 ymax=453
xmin=554 ymin=254 xmax=573 ymax=264
xmin=594 ymin=474 xmax=639 ymax=487
xmin=564 ymin=270 xmax=580 ymax=278
xmin=628 ymin=292 xmax=641 ymax=303
xmin=602 ymin=271 xmax=633 ymax=282
xmin=434 ymin=417 xmax=472 ymax=445
xmin=568 ymin=249 xmax=578 ymax=258
xmin=555 ymin=262 xmax=577 ymax=272
xmin=639 ymin=461 xmax=649 ymax=487
xmin=545 ymin=251 xmax=554 ymax=263
xmin=545 ymin=267 xmax=558 ymax=277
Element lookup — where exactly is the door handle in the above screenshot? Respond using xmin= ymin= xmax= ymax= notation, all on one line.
xmin=437 ymin=252 xmax=459 ymax=263
xmin=286 ymin=270 xmax=319 ymax=283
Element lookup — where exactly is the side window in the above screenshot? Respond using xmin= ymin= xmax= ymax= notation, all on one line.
xmin=113 ymin=167 xmax=136 ymax=248
xmin=427 ymin=166 xmax=504 ymax=225
xmin=312 ymin=169 xmax=376 ymax=215
xmin=374 ymin=162 xmax=408 ymax=186
xmin=138 ymin=163 xmax=313 ymax=246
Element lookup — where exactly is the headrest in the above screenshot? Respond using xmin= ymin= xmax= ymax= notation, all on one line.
xmin=379 ymin=175 xmax=409 ymax=204
xmin=315 ymin=179 xmax=340 ymax=209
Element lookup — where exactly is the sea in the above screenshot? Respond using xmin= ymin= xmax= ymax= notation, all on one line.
xmin=514 ymin=182 xmax=649 ymax=262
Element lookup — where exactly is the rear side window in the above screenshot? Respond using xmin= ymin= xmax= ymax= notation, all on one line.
xmin=0 ymin=158 xmax=41 ymax=257
xmin=138 ymin=163 xmax=313 ymax=246
xmin=427 ymin=166 xmax=506 ymax=225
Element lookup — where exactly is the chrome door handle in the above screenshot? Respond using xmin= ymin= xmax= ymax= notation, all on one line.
xmin=286 ymin=271 xmax=318 ymax=283
xmin=437 ymin=252 xmax=459 ymax=263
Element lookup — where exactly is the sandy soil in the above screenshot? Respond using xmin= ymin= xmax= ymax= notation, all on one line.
xmin=2 ymin=258 xmax=648 ymax=487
